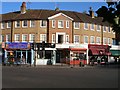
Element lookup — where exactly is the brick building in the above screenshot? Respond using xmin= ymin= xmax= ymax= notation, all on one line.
xmin=0 ymin=2 xmax=116 ymax=65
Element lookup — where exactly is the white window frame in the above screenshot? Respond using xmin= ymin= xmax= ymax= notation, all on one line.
xmin=84 ymin=23 xmax=88 ymax=30
xmin=15 ymin=21 xmax=20 ymax=28
xmin=84 ymin=36 xmax=88 ymax=44
xmin=1 ymin=35 xmax=4 ymax=42
xmin=22 ymin=34 xmax=28 ymax=42
xmin=15 ymin=34 xmax=20 ymax=42
xmin=90 ymin=23 xmax=94 ymax=30
xmin=52 ymin=20 xmax=56 ymax=28
xmin=96 ymin=37 xmax=101 ymax=44
xmin=40 ymin=20 xmax=47 ymax=27
xmin=103 ymin=26 xmax=106 ymax=32
xmin=74 ymin=22 xmax=80 ymax=29
xmin=103 ymin=37 xmax=107 ymax=45
xmin=90 ymin=36 xmax=95 ymax=44
xmin=74 ymin=35 xmax=80 ymax=44
xmin=1 ymin=22 xmax=5 ymax=29
xmin=22 ymin=20 xmax=28 ymax=28
xmin=66 ymin=35 xmax=69 ymax=43
xmin=58 ymin=20 xmax=64 ymax=28
xmin=97 ymin=25 xmax=101 ymax=31
xmin=7 ymin=21 xmax=11 ymax=28
xmin=6 ymin=34 xmax=10 ymax=42
xmin=66 ymin=21 xmax=69 ymax=28
xmin=30 ymin=20 xmax=35 ymax=27
xmin=29 ymin=34 xmax=35 ymax=42
xmin=108 ymin=27 xmax=111 ymax=33
xmin=108 ymin=38 xmax=111 ymax=45
xmin=52 ymin=34 xmax=55 ymax=43
xmin=40 ymin=34 xmax=46 ymax=43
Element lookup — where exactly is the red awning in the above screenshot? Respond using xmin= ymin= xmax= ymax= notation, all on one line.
xmin=69 ymin=48 xmax=87 ymax=51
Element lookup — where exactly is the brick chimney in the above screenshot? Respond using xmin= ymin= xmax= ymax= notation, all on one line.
xmin=20 ymin=2 xmax=26 ymax=14
xmin=89 ymin=7 xmax=94 ymax=18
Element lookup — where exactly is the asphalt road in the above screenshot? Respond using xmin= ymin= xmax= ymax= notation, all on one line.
xmin=2 ymin=65 xmax=119 ymax=88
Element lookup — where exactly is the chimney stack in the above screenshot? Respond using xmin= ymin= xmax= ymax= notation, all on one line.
xmin=55 ymin=7 xmax=59 ymax=11
xmin=21 ymin=2 xmax=26 ymax=14
xmin=89 ymin=7 xmax=94 ymax=18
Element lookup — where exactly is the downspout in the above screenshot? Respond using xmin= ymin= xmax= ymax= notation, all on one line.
xmin=11 ymin=20 xmax=14 ymax=42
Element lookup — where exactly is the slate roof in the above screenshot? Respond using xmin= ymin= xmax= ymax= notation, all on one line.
xmin=0 ymin=9 xmax=110 ymax=26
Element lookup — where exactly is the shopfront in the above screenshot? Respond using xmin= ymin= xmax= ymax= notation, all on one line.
xmin=2 ymin=42 xmax=33 ymax=65
xmin=88 ymin=44 xmax=111 ymax=64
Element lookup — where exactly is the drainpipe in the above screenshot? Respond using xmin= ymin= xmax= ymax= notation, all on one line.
xmin=101 ymin=25 xmax=103 ymax=45
xmin=11 ymin=20 xmax=14 ymax=42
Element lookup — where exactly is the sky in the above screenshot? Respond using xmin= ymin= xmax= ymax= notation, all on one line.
xmin=0 ymin=1 xmax=108 ymax=16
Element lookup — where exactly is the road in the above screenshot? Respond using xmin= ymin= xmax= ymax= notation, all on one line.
xmin=2 ymin=65 xmax=119 ymax=89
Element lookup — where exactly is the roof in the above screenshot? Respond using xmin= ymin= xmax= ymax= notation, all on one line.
xmin=0 ymin=9 xmax=110 ymax=26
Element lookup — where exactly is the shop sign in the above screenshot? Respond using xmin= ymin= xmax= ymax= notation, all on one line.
xmin=5 ymin=42 xmax=30 ymax=49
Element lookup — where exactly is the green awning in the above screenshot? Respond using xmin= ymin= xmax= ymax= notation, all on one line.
xmin=110 ymin=50 xmax=120 ymax=56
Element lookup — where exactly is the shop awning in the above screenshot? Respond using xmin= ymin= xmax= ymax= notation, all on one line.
xmin=110 ymin=50 xmax=120 ymax=56
xmin=68 ymin=48 xmax=87 ymax=51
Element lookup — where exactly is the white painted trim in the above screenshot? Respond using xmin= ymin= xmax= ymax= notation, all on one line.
xmin=1 ymin=22 xmax=5 ymax=29
xmin=22 ymin=20 xmax=28 ymax=28
xmin=90 ymin=23 xmax=94 ymax=30
xmin=58 ymin=20 xmax=64 ymax=28
xmin=74 ymin=35 xmax=80 ymax=44
xmin=96 ymin=37 xmax=101 ymax=44
xmin=52 ymin=34 xmax=55 ymax=43
xmin=40 ymin=20 xmax=47 ymax=28
xmin=66 ymin=35 xmax=69 ymax=43
xmin=74 ymin=22 xmax=80 ymax=29
xmin=52 ymin=20 xmax=56 ymax=28
xmin=84 ymin=35 xmax=88 ymax=44
xmin=15 ymin=21 xmax=20 ymax=28
xmin=96 ymin=25 xmax=101 ymax=32
xmin=7 ymin=21 xmax=11 ymax=28
xmin=84 ymin=23 xmax=89 ymax=30
xmin=90 ymin=36 xmax=95 ymax=44
xmin=66 ymin=20 xmax=69 ymax=28
xmin=48 ymin=13 xmax=73 ymax=21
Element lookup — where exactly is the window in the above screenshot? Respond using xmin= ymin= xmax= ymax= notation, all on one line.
xmin=74 ymin=35 xmax=80 ymax=43
xmin=22 ymin=20 xmax=28 ymax=27
xmin=52 ymin=20 xmax=56 ymax=28
xmin=97 ymin=25 xmax=100 ymax=31
xmin=6 ymin=34 xmax=10 ymax=42
xmin=108 ymin=38 xmax=111 ymax=44
xmin=103 ymin=26 xmax=106 ymax=32
xmin=29 ymin=34 xmax=35 ymax=42
xmin=90 ymin=36 xmax=95 ymax=44
xmin=58 ymin=20 xmax=64 ymax=28
xmin=40 ymin=34 xmax=46 ymax=43
xmin=2 ymin=35 xmax=4 ymax=42
xmin=108 ymin=27 xmax=111 ymax=33
xmin=15 ymin=34 xmax=20 ymax=42
xmin=66 ymin=35 xmax=69 ymax=43
xmin=84 ymin=23 xmax=88 ymax=30
xmin=96 ymin=37 xmax=101 ymax=44
xmin=84 ymin=36 xmax=88 ymax=44
xmin=66 ymin=21 xmax=69 ymax=28
xmin=74 ymin=22 xmax=80 ymax=29
xmin=52 ymin=34 xmax=55 ymax=43
xmin=103 ymin=37 xmax=107 ymax=44
xmin=30 ymin=20 xmax=35 ymax=27
xmin=1 ymin=22 xmax=5 ymax=29
xmin=22 ymin=34 xmax=28 ymax=42
xmin=7 ymin=21 xmax=11 ymax=28
xmin=15 ymin=21 xmax=20 ymax=28
xmin=40 ymin=20 xmax=47 ymax=27
xmin=91 ymin=24 xmax=94 ymax=30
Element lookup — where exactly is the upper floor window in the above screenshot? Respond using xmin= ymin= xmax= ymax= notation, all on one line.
xmin=96 ymin=37 xmax=101 ymax=44
xmin=22 ymin=34 xmax=28 ymax=42
xmin=97 ymin=25 xmax=100 ymax=31
xmin=84 ymin=23 xmax=88 ymax=30
xmin=15 ymin=34 xmax=20 ymax=42
xmin=74 ymin=22 xmax=80 ymax=29
xmin=103 ymin=26 xmax=106 ymax=32
xmin=90 ymin=36 xmax=95 ymax=44
xmin=40 ymin=34 xmax=46 ymax=43
xmin=7 ymin=21 xmax=11 ymax=28
xmin=29 ymin=34 xmax=35 ymax=42
xmin=15 ymin=21 xmax=20 ymax=28
xmin=22 ymin=20 xmax=28 ymax=27
xmin=66 ymin=35 xmax=69 ymax=43
xmin=108 ymin=27 xmax=111 ymax=33
xmin=90 ymin=24 xmax=94 ymax=30
xmin=52 ymin=34 xmax=55 ymax=43
xmin=84 ymin=36 xmax=88 ymax=44
xmin=103 ymin=37 xmax=107 ymax=44
xmin=40 ymin=20 xmax=47 ymax=27
xmin=108 ymin=38 xmax=111 ymax=44
xmin=52 ymin=20 xmax=56 ymax=28
xmin=58 ymin=20 xmax=64 ymax=28
xmin=1 ymin=22 xmax=5 ymax=29
xmin=2 ymin=35 xmax=4 ymax=42
xmin=30 ymin=20 xmax=35 ymax=27
xmin=66 ymin=21 xmax=69 ymax=28
xmin=74 ymin=35 xmax=80 ymax=43
xmin=6 ymin=34 xmax=10 ymax=42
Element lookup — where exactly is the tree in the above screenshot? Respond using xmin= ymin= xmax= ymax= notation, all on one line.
xmin=96 ymin=1 xmax=120 ymax=33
